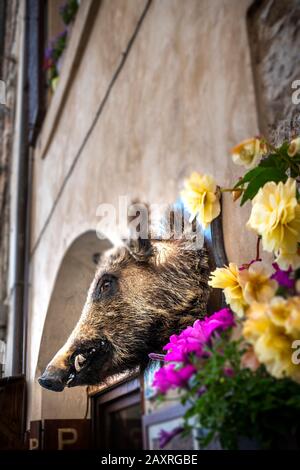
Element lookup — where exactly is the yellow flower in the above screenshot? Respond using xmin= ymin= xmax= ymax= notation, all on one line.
xmin=231 ymin=138 xmax=268 ymax=169
xmin=238 ymin=263 xmax=278 ymax=304
xmin=268 ymin=296 xmax=291 ymax=328
xmin=275 ymin=250 xmax=300 ymax=270
xmin=208 ymin=263 xmax=247 ymax=317
xmin=243 ymin=299 xmax=300 ymax=383
xmin=181 ymin=172 xmax=220 ymax=229
xmin=279 ymin=296 xmax=300 ymax=337
xmin=288 ymin=137 xmax=300 ymax=157
xmin=247 ymin=178 xmax=300 ymax=269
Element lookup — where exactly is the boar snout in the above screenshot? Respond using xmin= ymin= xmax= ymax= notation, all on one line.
xmin=38 ymin=338 xmax=111 ymax=392
xmin=38 ymin=346 xmax=74 ymax=392
xmin=38 ymin=365 xmax=70 ymax=392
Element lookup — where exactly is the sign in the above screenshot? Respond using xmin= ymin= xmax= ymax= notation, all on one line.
xmin=29 ymin=419 xmax=91 ymax=450
xmin=29 ymin=420 xmax=42 ymax=450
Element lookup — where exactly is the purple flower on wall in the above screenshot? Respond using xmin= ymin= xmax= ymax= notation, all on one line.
xmin=44 ymin=29 xmax=68 ymax=78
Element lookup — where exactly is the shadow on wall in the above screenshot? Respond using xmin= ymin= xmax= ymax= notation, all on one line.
xmin=35 ymin=231 xmax=112 ymax=420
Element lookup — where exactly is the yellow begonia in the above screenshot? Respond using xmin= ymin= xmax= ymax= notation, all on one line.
xmin=247 ymin=178 xmax=300 ymax=269
xmin=275 ymin=250 xmax=300 ymax=271
xmin=288 ymin=137 xmax=300 ymax=157
xmin=181 ymin=172 xmax=220 ymax=229
xmin=231 ymin=138 xmax=268 ymax=169
xmin=243 ymin=298 xmax=300 ymax=383
xmin=238 ymin=263 xmax=278 ymax=304
xmin=208 ymin=263 xmax=247 ymax=317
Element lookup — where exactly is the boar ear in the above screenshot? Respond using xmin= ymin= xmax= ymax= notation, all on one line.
xmin=126 ymin=237 xmax=153 ymax=262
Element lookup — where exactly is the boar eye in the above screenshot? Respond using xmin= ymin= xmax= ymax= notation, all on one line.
xmin=100 ymin=280 xmax=111 ymax=293
xmin=93 ymin=274 xmax=117 ymax=301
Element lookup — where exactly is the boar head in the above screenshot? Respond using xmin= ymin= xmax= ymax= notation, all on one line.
xmin=38 ymin=237 xmax=210 ymax=391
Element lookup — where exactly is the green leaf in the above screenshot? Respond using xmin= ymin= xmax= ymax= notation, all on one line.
xmin=234 ymin=153 xmax=289 ymax=190
xmin=240 ymin=168 xmax=287 ymax=206
xmin=234 ymin=167 xmax=266 ymax=188
xmin=259 ymin=153 xmax=288 ymax=171
xmin=290 ymin=165 xmax=299 ymax=178
xmin=277 ymin=140 xmax=290 ymax=155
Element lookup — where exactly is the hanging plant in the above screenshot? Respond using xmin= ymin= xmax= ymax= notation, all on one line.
xmin=44 ymin=29 xmax=68 ymax=91
xmin=44 ymin=0 xmax=79 ymax=92
xmin=151 ymin=135 xmax=300 ymax=450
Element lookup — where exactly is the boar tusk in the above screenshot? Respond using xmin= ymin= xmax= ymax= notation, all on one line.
xmin=74 ymin=354 xmax=87 ymax=372
xmin=66 ymin=373 xmax=75 ymax=386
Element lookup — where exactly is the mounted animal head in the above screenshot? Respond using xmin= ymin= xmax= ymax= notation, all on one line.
xmin=38 ymin=209 xmax=211 ymax=392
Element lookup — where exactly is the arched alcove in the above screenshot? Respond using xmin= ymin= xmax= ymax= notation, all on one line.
xmin=35 ymin=230 xmax=112 ymax=420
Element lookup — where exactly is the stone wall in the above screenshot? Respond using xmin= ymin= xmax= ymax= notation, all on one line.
xmin=248 ymin=0 xmax=300 ymax=143
xmin=28 ymin=0 xmax=259 ymax=420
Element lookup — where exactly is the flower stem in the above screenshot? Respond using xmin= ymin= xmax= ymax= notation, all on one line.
xmin=221 ymin=188 xmax=243 ymax=193
xmin=148 ymin=353 xmax=166 ymax=361
xmin=256 ymin=236 xmax=262 ymax=261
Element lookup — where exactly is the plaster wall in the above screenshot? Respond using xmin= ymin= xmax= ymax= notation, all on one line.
xmin=28 ymin=0 xmax=258 ymax=420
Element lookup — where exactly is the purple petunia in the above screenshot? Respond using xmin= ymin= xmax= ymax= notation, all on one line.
xmin=197 ymin=385 xmax=207 ymax=396
xmin=223 ymin=367 xmax=234 ymax=377
xmin=163 ymin=308 xmax=234 ymax=362
xmin=271 ymin=263 xmax=294 ymax=289
xmin=152 ymin=363 xmax=196 ymax=394
xmin=159 ymin=427 xmax=184 ymax=449
xmin=152 ymin=308 xmax=235 ymax=394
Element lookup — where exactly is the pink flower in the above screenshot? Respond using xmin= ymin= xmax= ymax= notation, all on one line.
xmin=163 ymin=308 xmax=234 ymax=362
xmin=163 ymin=334 xmax=202 ymax=362
xmin=153 ymin=363 xmax=196 ymax=394
xmin=152 ymin=309 xmax=234 ymax=394
xmin=223 ymin=367 xmax=234 ymax=377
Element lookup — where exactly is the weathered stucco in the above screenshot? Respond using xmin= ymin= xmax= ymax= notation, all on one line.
xmin=28 ymin=0 xmax=259 ymax=420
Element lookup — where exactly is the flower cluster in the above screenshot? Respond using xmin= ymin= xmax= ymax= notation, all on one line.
xmin=208 ymin=262 xmax=278 ymax=317
xmin=44 ymin=30 xmax=68 ymax=90
xmin=243 ymin=296 xmax=300 ymax=382
xmin=154 ymin=135 xmax=300 ymax=449
xmin=152 ymin=308 xmax=234 ymax=394
xmin=208 ymin=257 xmax=300 ymax=382
xmin=247 ymin=178 xmax=300 ymax=269
xmin=179 ymin=136 xmax=300 ymax=382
